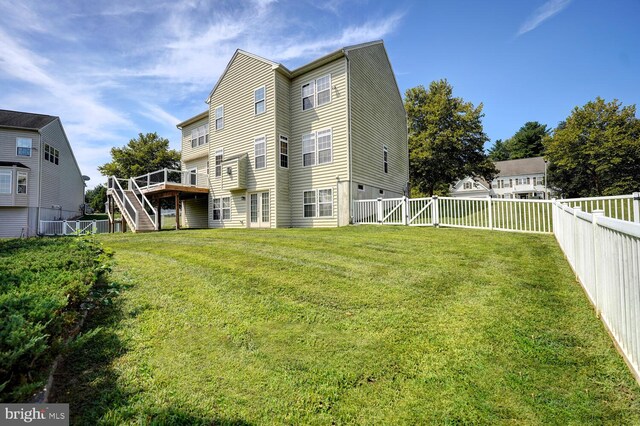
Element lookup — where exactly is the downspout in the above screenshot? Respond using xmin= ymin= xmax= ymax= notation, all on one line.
xmin=345 ymin=52 xmax=353 ymax=224
xmin=37 ymin=129 xmax=43 ymax=235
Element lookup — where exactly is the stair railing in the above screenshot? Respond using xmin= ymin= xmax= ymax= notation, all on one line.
xmin=129 ymin=177 xmax=158 ymax=230
xmin=108 ymin=176 xmax=139 ymax=229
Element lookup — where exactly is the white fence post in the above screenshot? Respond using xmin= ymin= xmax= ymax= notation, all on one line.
xmin=487 ymin=196 xmax=493 ymax=230
xmin=633 ymin=192 xmax=640 ymax=223
xmin=376 ymin=198 xmax=383 ymax=224
xmin=592 ymin=209 xmax=604 ymax=313
xmin=92 ymin=220 xmax=97 ymax=234
xmin=402 ymin=196 xmax=408 ymax=226
xmin=572 ymin=206 xmax=582 ymax=279
xmin=432 ymin=196 xmax=439 ymax=227
xmin=62 ymin=220 xmax=67 ymax=236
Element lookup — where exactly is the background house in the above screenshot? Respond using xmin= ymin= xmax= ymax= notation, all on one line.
xmin=177 ymin=40 xmax=409 ymax=229
xmin=0 ymin=110 xmax=85 ymax=237
xmin=451 ymin=156 xmax=549 ymax=199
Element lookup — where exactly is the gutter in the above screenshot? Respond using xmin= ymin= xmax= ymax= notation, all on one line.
xmin=345 ymin=52 xmax=353 ymax=224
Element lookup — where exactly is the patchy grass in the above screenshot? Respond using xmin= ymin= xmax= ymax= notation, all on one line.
xmin=52 ymin=227 xmax=640 ymax=424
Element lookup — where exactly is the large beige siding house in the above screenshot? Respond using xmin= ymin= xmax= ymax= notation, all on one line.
xmin=0 ymin=110 xmax=85 ymax=237
xmin=451 ymin=156 xmax=549 ymax=199
xmin=177 ymin=40 xmax=408 ymax=228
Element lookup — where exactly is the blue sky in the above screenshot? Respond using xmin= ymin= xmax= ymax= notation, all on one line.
xmin=0 ymin=0 xmax=638 ymax=188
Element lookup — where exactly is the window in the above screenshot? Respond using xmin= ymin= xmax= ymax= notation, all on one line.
xmin=302 ymin=129 xmax=332 ymax=167
xmin=318 ymin=189 xmax=332 ymax=217
xmin=254 ymin=86 xmax=265 ymax=115
xmin=302 ymin=82 xmax=315 ymax=110
xmin=316 ymin=75 xmax=331 ymax=106
xmin=379 ymin=189 xmax=384 ymax=195
xmin=536 ymin=177 xmax=544 ymax=185
xmin=261 ymin=192 xmax=269 ymax=222
xmin=302 ymin=74 xmax=331 ymax=110
xmin=383 ymin=145 xmax=388 ymax=173
xmin=302 ymin=133 xmax=315 ymax=167
xmin=16 ymin=171 xmax=27 ymax=194
xmin=215 ymin=105 xmax=224 ymax=130
xmin=212 ymin=198 xmax=221 ymax=220
xmin=0 ymin=170 xmax=11 ymax=194
xmin=254 ymin=136 xmax=266 ymax=169
xmin=222 ymin=197 xmax=231 ymax=220
xmin=279 ymin=135 xmax=288 ymax=168
xmin=357 ymin=184 xmax=364 ymax=191
xmin=303 ymin=190 xmax=316 ymax=218
xmin=215 ymin=149 xmax=223 ymax=178
xmin=303 ymin=189 xmax=333 ymax=218
xmin=44 ymin=144 xmax=59 ymax=165
xmin=191 ymin=124 xmax=208 ymax=148
xmin=16 ymin=138 xmax=32 ymax=156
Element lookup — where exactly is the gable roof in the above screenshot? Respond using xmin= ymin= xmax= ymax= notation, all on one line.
xmin=176 ymin=110 xmax=208 ymax=129
xmin=0 ymin=109 xmax=58 ymax=131
xmin=206 ymin=40 xmax=386 ymax=103
xmin=496 ymin=157 xmax=546 ymax=177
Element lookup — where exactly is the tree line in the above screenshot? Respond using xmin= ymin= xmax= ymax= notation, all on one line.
xmin=406 ymin=80 xmax=640 ymax=198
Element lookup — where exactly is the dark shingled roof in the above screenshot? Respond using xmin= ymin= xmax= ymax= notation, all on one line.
xmin=495 ymin=156 xmax=546 ymax=177
xmin=0 ymin=161 xmax=30 ymax=169
xmin=0 ymin=109 xmax=57 ymax=130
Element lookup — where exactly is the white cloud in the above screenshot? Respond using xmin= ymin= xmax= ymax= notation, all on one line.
xmin=517 ymin=0 xmax=572 ymax=36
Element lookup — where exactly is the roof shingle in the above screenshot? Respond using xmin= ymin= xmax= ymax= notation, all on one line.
xmin=0 ymin=109 xmax=57 ymax=130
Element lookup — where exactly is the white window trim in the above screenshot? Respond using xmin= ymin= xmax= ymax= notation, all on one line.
xmin=254 ymin=135 xmax=266 ymax=170
xmin=214 ymin=149 xmax=223 ymax=178
xmin=302 ymin=188 xmax=333 ymax=218
xmin=383 ymin=145 xmax=388 ymax=174
xmin=302 ymin=128 xmax=332 ymax=168
xmin=16 ymin=138 xmax=32 ymax=157
xmin=301 ymin=81 xmax=315 ymax=111
xmin=0 ymin=169 xmax=12 ymax=194
xmin=279 ymin=135 xmax=288 ymax=169
xmin=222 ymin=197 xmax=231 ymax=220
xmin=16 ymin=171 xmax=27 ymax=195
xmin=212 ymin=197 xmax=231 ymax=221
xmin=316 ymin=74 xmax=331 ymax=107
xmin=301 ymin=74 xmax=331 ymax=111
xmin=215 ymin=105 xmax=224 ymax=131
xmin=254 ymin=85 xmax=266 ymax=116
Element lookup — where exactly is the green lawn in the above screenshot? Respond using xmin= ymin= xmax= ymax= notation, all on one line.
xmin=51 ymin=227 xmax=640 ymax=424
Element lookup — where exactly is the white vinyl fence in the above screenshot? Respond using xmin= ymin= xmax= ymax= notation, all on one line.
xmin=39 ymin=220 xmax=122 ymax=236
xmin=553 ymin=202 xmax=640 ymax=381
xmin=355 ymin=192 xmax=640 ymax=381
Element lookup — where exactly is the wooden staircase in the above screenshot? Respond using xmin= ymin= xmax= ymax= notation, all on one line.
xmin=107 ymin=177 xmax=157 ymax=233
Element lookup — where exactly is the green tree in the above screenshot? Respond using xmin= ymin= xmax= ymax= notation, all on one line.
xmin=98 ymin=132 xmax=180 ymax=178
xmin=85 ymin=184 xmax=107 ymax=212
xmin=487 ymin=139 xmax=511 ymax=161
xmin=508 ymin=121 xmax=549 ymax=159
xmin=545 ymin=97 xmax=640 ymax=197
xmin=405 ymin=80 xmax=497 ymax=196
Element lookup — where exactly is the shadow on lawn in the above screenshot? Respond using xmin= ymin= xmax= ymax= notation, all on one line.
xmin=49 ymin=280 xmax=252 ymax=425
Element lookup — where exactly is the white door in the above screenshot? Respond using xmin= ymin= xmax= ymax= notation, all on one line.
xmin=248 ymin=191 xmax=270 ymax=228
xmin=188 ymin=168 xmax=197 ymax=186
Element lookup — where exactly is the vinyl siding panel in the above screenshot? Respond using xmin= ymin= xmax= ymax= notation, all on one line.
xmin=0 ymin=207 xmax=28 ymax=238
xmin=0 ymin=129 xmax=40 ymax=208
xmin=182 ymin=198 xmax=208 ymax=228
xmin=289 ymin=58 xmax=348 ymax=227
xmin=181 ymin=116 xmax=209 ymax=164
xmin=208 ymin=53 xmax=277 ymax=228
xmin=39 ymin=120 xmax=84 ymax=218
xmin=182 ymin=156 xmax=210 ymax=227
xmin=275 ymin=71 xmax=291 ymax=227
xmin=348 ymin=44 xmax=408 ymax=200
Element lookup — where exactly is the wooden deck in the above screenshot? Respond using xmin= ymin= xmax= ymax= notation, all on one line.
xmin=140 ymin=183 xmax=209 ymax=197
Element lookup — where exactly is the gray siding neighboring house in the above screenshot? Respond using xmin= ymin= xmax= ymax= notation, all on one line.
xmin=0 ymin=110 xmax=85 ymax=237
xmin=176 ymin=40 xmax=408 ymax=229
xmin=451 ymin=156 xmax=549 ymax=199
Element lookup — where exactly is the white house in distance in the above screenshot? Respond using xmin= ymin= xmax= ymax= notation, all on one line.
xmin=451 ymin=156 xmax=548 ymax=199
xmin=0 ymin=110 xmax=85 ymax=238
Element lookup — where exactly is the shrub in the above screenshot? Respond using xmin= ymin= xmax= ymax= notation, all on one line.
xmin=0 ymin=237 xmax=112 ymax=402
